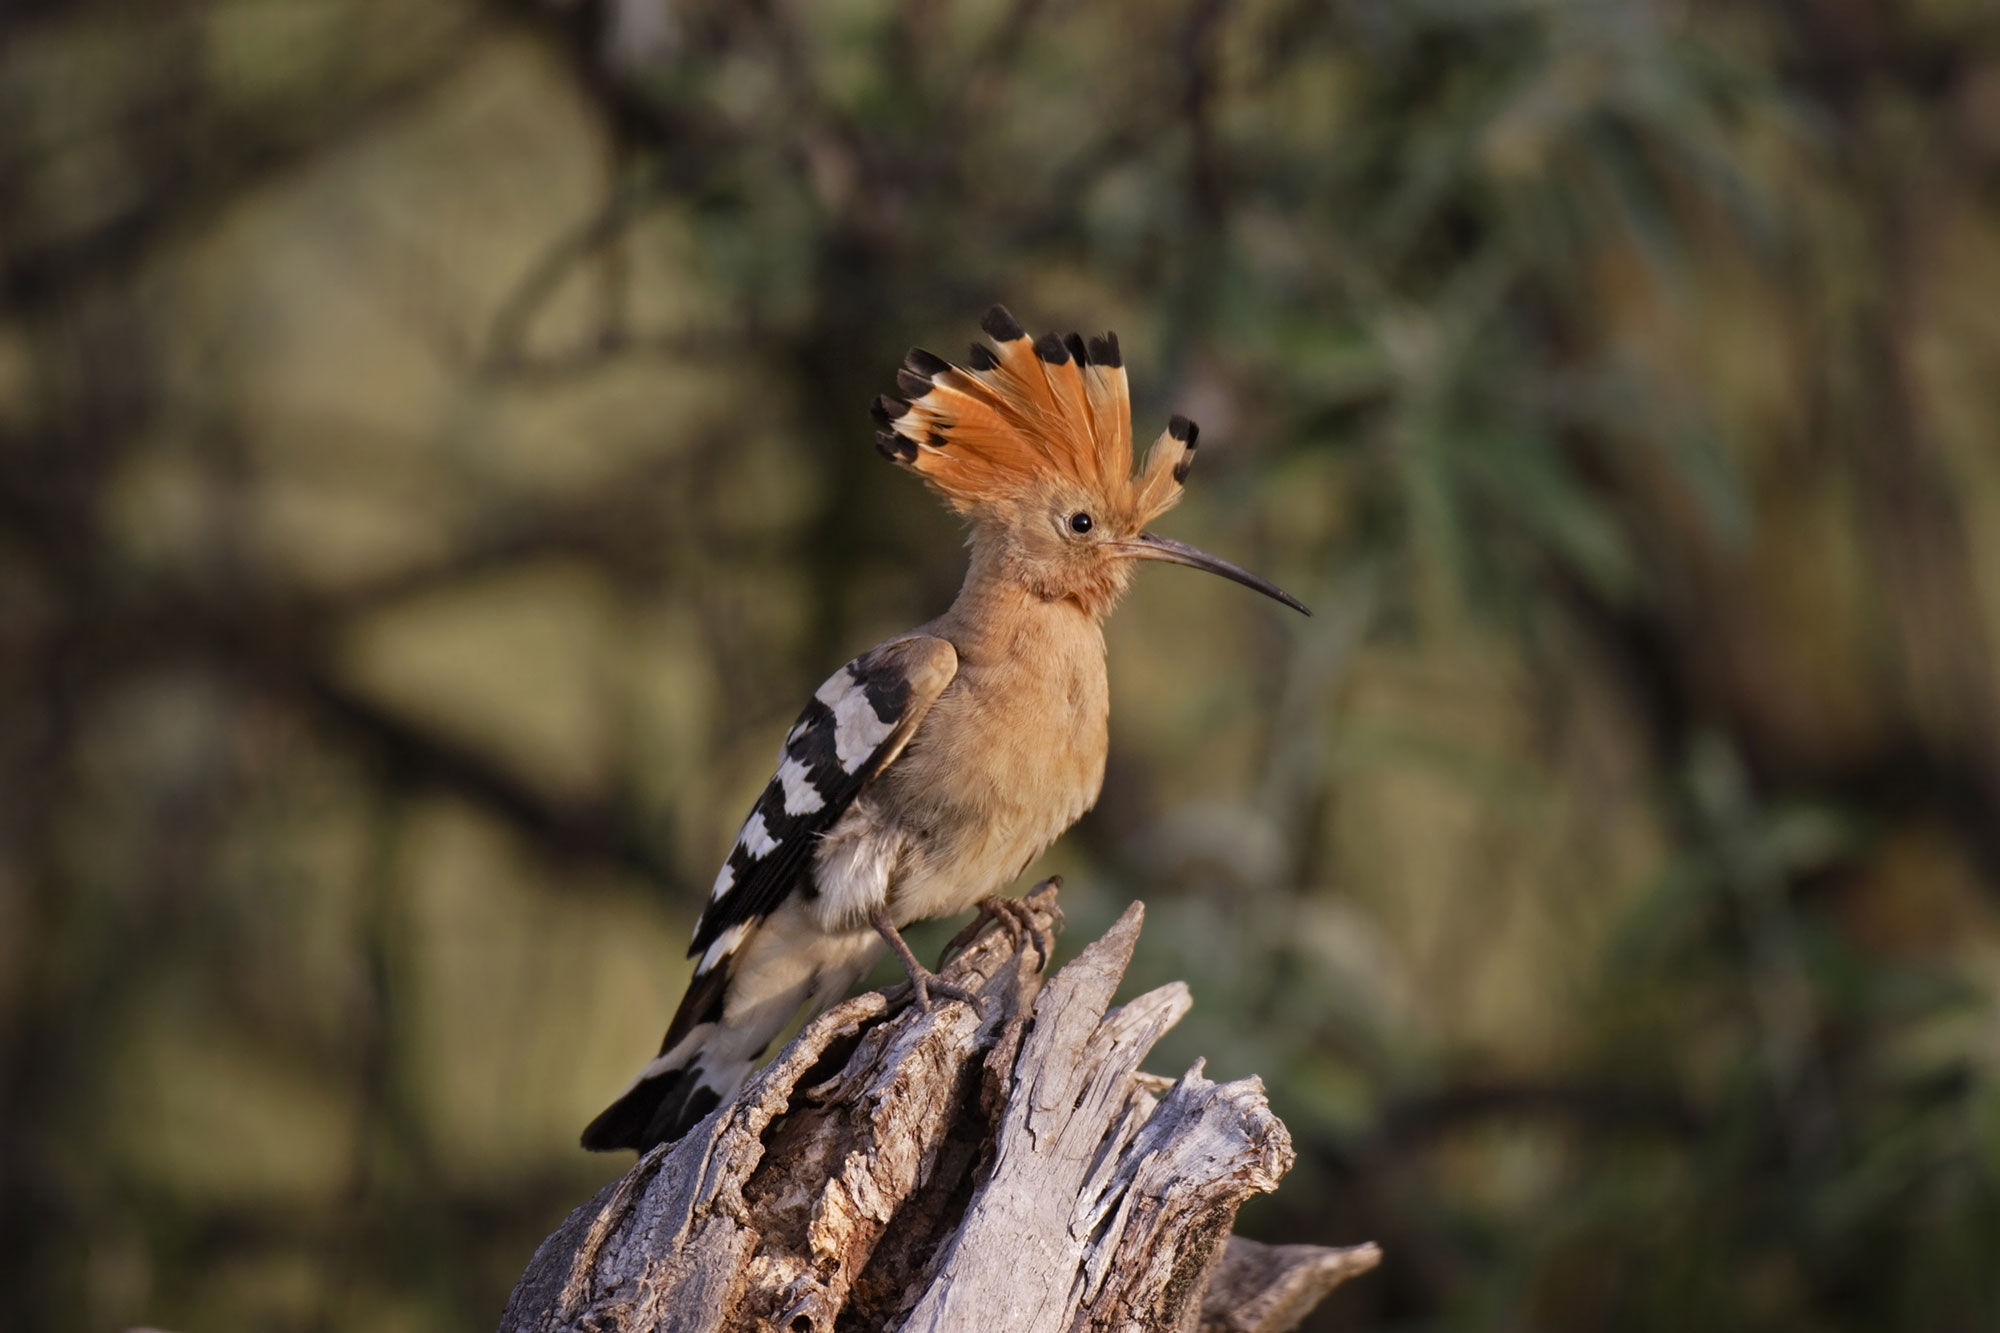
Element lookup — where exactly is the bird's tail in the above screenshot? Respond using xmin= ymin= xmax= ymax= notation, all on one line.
xmin=579 ymin=961 xmax=750 ymax=1153
xmin=581 ymin=908 xmax=886 ymax=1154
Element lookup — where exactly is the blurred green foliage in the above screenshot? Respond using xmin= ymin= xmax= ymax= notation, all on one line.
xmin=4 ymin=1 xmax=2000 ymax=1330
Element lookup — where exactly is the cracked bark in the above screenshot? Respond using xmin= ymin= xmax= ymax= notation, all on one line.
xmin=501 ymin=884 xmax=1379 ymax=1332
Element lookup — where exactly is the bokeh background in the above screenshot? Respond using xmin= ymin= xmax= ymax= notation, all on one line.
xmin=5 ymin=0 xmax=2000 ymax=1329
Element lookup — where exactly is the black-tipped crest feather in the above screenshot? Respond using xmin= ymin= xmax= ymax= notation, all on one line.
xmin=872 ymin=309 xmax=1196 ymax=524
xmin=905 ymin=347 xmax=950 ymax=378
xmin=981 ymin=305 xmax=1025 ymax=343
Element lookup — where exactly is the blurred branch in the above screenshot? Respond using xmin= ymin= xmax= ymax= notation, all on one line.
xmin=479 ymin=173 xmax=676 ymax=374
xmin=0 ymin=11 xmax=488 ymax=312
xmin=0 ymin=468 xmax=685 ymax=894
xmin=474 ymin=327 xmax=758 ymax=385
xmin=958 ymin=0 xmax=1050 ymax=112
xmin=296 ymin=669 xmax=677 ymax=885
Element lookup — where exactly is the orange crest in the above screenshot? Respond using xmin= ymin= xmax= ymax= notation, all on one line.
xmin=871 ymin=307 xmax=1198 ymax=528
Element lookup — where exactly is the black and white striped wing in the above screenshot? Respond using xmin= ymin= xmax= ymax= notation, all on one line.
xmin=684 ymin=634 xmax=958 ymax=974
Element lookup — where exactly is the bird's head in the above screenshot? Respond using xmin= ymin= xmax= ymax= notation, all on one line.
xmin=871 ymin=306 xmax=1308 ymax=622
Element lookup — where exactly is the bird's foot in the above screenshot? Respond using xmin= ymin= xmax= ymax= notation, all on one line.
xmin=904 ymin=965 xmax=982 ymax=1015
xmin=871 ymin=906 xmax=982 ymax=1015
xmin=940 ymin=880 xmax=1061 ymax=973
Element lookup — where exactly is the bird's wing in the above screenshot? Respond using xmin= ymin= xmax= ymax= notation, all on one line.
xmin=684 ymin=633 xmax=958 ymax=970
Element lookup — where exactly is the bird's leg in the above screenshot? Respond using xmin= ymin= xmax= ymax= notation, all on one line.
xmin=940 ymin=878 xmax=1062 ymax=972
xmin=870 ymin=906 xmax=980 ymax=1013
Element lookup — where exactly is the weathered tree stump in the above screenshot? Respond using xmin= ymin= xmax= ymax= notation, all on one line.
xmin=501 ymin=885 xmax=1378 ymax=1332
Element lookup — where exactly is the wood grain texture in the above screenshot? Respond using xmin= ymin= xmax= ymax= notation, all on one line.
xmin=501 ymin=883 xmax=1375 ymax=1333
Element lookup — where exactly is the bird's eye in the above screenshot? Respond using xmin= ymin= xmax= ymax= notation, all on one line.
xmin=1068 ymin=511 xmax=1094 ymax=535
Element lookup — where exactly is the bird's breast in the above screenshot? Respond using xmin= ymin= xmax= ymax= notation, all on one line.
xmin=875 ymin=627 xmax=1109 ymax=923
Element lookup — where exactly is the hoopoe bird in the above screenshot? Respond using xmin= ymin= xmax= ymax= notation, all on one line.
xmin=582 ymin=306 xmax=1306 ymax=1153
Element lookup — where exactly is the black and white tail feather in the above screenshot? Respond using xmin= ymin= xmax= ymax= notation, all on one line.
xmin=580 ymin=635 xmax=957 ymax=1153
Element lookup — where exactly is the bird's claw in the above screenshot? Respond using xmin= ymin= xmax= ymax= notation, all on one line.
xmin=906 ymin=968 xmax=982 ymax=1015
xmin=940 ymin=891 xmax=1056 ymax=973
xmin=873 ymin=906 xmax=983 ymax=1015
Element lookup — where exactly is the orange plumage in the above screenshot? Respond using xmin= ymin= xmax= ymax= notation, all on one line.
xmin=871 ymin=305 xmax=1197 ymax=533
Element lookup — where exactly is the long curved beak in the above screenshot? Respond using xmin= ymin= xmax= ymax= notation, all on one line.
xmin=1110 ymin=532 xmax=1310 ymax=615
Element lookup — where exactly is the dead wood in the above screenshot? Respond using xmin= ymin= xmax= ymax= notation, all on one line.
xmin=501 ymin=883 xmax=1377 ymax=1332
